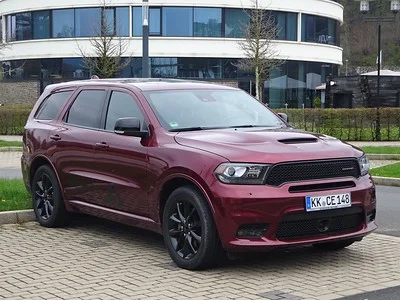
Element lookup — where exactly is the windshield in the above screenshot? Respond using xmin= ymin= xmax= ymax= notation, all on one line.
xmin=144 ymin=89 xmax=286 ymax=131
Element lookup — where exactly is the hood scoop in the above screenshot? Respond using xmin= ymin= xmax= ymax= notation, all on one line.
xmin=278 ymin=137 xmax=318 ymax=144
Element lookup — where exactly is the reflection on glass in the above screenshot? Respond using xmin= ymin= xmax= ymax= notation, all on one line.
xmin=16 ymin=13 xmax=32 ymax=41
xmin=149 ymin=8 xmax=161 ymax=35
xmin=52 ymin=9 xmax=75 ymax=38
xmin=116 ymin=7 xmax=129 ymax=37
xmin=225 ymin=9 xmax=249 ymax=38
xmin=75 ymin=8 xmax=101 ymax=37
xmin=301 ymin=14 xmax=337 ymax=45
xmin=151 ymin=58 xmax=178 ymax=78
xmin=163 ymin=7 xmax=193 ymax=37
xmin=132 ymin=7 xmax=142 ymax=36
xmin=33 ymin=11 xmax=50 ymax=39
xmin=194 ymin=8 xmax=221 ymax=37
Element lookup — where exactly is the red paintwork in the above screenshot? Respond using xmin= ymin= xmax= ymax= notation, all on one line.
xmin=22 ymin=79 xmax=377 ymax=250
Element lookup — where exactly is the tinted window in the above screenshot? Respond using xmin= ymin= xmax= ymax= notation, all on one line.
xmin=105 ymin=91 xmax=144 ymax=131
xmin=194 ymin=8 xmax=221 ymax=37
xmin=52 ymin=9 xmax=74 ymax=38
xmin=163 ymin=7 xmax=193 ymax=37
xmin=116 ymin=7 xmax=129 ymax=36
xmin=225 ymin=9 xmax=249 ymax=38
xmin=132 ymin=7 xmax=142 ymax=36
xmin=36 ymin=91 xmax=73 ymax=120
xmin=16 ymin=13 xmax=31 ymax=41
xmin=149 ymin=8 xmax=161 ymax=35
xmin=33 ymin=11 xmax=50 ymax=39
xmin=75 ymin=8 xmax=101 ymax=37
xmin=66 ymin=90 xmax=106 ymax=128
xmin=301 ymin=14 xmax=337 ymax=45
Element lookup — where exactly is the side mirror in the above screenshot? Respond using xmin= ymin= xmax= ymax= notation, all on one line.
xmin=114 ymin=117 xmax=148 ymax=138
xmin=277 ymin=113 xmax=289 ymax=123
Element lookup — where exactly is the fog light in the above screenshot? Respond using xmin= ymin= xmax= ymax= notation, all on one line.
xmin=237 ymin=224 xmax=269 ymax=238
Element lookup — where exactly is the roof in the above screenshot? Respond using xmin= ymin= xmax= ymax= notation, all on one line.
xmin=45 ymin=78 xmax=238 ymax=92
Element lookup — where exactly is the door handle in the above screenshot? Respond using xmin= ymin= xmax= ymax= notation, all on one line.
xmin=95 ymin=142 xmax=109 ymax=149
xmin=50 ymin=134 xmax=61 ymax=141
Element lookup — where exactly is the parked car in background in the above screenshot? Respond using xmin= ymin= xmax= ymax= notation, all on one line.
xmin=22 ymin=79 xmax=377 ymax=270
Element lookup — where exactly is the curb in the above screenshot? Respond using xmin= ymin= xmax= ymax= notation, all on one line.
xmin=373 ymin=176 xmax=400 ymax=187
xmin=0 ymin=209 xmax=35 ymax=225
xmin=368 ymin=154 xmax=400 ymax=160
xmin=0 ymin=147 xmax=23 ymax=152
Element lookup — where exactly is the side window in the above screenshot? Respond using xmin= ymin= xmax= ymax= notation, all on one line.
xmin=35 ymin=91 xmax=73 ymax=120
xmin=105 ymin=91 xmax=145 ymax=131
xmin=66 ymin=90 xmax=106 ymax=128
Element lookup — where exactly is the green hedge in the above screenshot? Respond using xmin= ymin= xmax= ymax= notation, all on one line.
xmin=1 ymin=106 xmax=400 ymax=141
xmin=0 ymin=106 xmax=32 ymax=135
xmin=275 ymin=108 xmax=400 ymax=141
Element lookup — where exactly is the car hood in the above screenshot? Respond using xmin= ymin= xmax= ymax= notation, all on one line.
xmin=174 ymin=127 xmax=363 ymax=163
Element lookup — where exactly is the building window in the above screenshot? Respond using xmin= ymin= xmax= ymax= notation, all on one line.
xmin=301 ymin=14 xmax=338 ymax=45
xmin=224 ymin=9 xmax=249 ymax=38
xmin=149 ymin=8 xmax=161 ymax=35
xmin=16 ymin=13 xmax=32 ymax=40
xmin=52 ymin=9 xmax=75 ymax=38
xmin=6 ymin=15 xmax=16 ymax=42
xmin=132 ymin=7 xmax=142 ymax=36
xmin=75 ymin=8 xmax=101 ymax=37
xmin=33 ymin=11 xmax=50 ymax=39
xmin=116 ymin=7 xmax=129 ymax=37
xmin=194 ymin=8 xmax=222 ymax=37
xmin=162 ymin=7 xmax=193 ymax=37
xmin=274 ymin=11 xmax=297 ymax=41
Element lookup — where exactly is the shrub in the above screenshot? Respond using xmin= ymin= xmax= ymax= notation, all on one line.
xmin=0 ymin=106 xmax=32 ymax=135
xmin=275 ymin=108 xmax=400 ymax=141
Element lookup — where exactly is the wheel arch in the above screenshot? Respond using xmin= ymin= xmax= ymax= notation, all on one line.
xmin=158 ymin=174 xmax=215 ymax=225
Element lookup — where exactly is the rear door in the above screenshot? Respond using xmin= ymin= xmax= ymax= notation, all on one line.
xmin=50 ymin=88 xmax=108 ymax=204
xmin=91 ymin=88 xmax=150 ymax=217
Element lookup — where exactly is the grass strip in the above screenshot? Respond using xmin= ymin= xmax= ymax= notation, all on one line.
xmin=361 ymin=146 xmax=400 ymax=155
xmin=0 ymin=179 xmax=32 ymax=212
xmin=370 ymin=162 xmax=400 ymax=178
xmin=0 ymin=140 xmax=23 ymax=148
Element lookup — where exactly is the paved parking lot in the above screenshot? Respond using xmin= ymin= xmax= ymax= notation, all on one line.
xmin=1 ymin=217 xmax=400 ymax=300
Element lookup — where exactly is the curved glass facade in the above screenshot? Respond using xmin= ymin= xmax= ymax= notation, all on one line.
xmin=2 ymin=57 xmax=337 ymax=108
xmin=3 ymin=6 xmax=338 ymax=42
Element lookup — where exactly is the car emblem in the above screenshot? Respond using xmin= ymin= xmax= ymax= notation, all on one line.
xmin=341 ymin=167 xmax=354 ymax=171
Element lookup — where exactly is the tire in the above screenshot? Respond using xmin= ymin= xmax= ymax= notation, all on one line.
xmin=162 ymin=186 xmax=223 ymax=270
xmin=32 ymin=165 xmax=68 ymax=227
xmin=313 ymin=239 xmax=355 ymax=251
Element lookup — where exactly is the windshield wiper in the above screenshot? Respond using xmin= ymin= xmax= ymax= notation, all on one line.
xmin=169 ymin=127 xmax=209 ymax=132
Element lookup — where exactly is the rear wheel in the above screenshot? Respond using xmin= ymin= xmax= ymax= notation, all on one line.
xmin=32 ymin=165 xmax=68 ymax=227
xmin=162 ymin=186 xmax=223 ymax=270
xmin=313 ymin=239 xmax=355 ymax=251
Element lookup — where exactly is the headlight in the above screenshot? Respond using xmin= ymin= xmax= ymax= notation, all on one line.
xmin=358 ymin=155 xmax=370 ymax=176
xmin=214 ymin=163 xmax=270 ymax=185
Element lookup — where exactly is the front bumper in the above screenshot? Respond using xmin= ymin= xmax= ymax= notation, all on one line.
xmin=209 ymin=176 xmax=377 ymax=252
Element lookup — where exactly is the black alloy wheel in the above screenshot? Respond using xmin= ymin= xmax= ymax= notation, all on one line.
xmin=168 ymin=200 xmax=202 ymax=259
xmin=32 ymin=165 xmax=68 ymax=227
xmin=162 ymin=186 xmax=223 ymax=270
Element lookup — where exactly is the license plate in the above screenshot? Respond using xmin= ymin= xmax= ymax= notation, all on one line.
xmin=305 ymin=193 xmax=351 ymax=212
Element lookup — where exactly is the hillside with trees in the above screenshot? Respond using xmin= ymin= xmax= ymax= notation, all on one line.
xmin=339 ymin=0 xmax=400 ymax=74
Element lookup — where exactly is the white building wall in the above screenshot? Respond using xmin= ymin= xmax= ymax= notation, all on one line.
xmin=0 ymin=0 xmax=343 ymax=65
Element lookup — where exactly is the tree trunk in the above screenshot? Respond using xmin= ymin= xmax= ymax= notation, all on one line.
xmin=255 ymin=65 xmax=260 ymax=101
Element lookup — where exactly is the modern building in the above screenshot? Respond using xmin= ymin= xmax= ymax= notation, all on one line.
xmin=0 ymin=0 xmax=343 ymax=108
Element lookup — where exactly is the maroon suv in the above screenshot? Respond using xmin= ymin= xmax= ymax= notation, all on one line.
xmin=22 ymin=79 xmax=377 ymax=270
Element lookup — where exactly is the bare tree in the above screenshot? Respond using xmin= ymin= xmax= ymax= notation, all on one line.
xmin=236 ymin=0 xmax=283 ymax=101
xmin=78 ymin=0 xmax=130 ymax=78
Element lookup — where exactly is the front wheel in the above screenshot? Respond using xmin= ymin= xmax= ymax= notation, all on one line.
xmin=313 ymin=239 xmax=356 ymax=251
xmin=32 ymin=165 xmax=68 ymax=227
xmin=162 ymin=186 xmax=223 ymax=270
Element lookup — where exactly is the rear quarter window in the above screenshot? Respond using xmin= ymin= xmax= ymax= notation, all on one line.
xmin=35 ymin=91 xmax=73 ymax=120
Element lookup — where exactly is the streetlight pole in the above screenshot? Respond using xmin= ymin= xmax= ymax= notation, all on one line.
xmin=142 ymin=0 xmax=150 ymax=78
xmin=356 ymin=0 xmax=399 ymax=141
